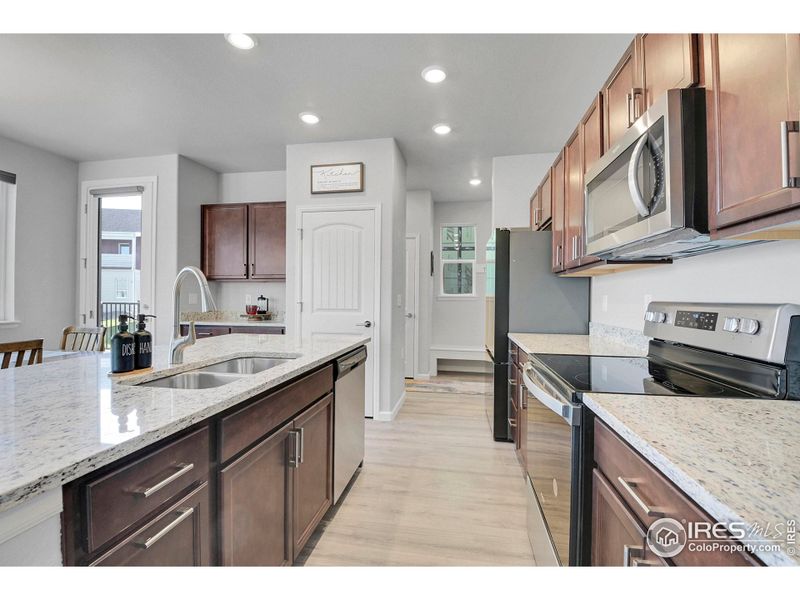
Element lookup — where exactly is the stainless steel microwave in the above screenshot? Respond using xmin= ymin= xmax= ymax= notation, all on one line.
xmin=584 ymin=87 xmax=754 ymax=260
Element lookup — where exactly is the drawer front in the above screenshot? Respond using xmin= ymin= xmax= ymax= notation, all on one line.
xmin=229 ymin=326 xmax=285 ymax=335
xmin=219 ymin=365 xmax=334 ymax=463
xmin=91 ymin=483 xmax=211 ymax=566
xmin=594 ymin=419 xmax=758 ymax=566
xmin=509 ymin=341 xmax=518 ymax=365
xmin=83 ymin=426 xmax=209 ymax=554
xmin=180 ymin=325 xmax=231 ymax=337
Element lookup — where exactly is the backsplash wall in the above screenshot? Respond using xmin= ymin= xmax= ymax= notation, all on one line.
xmin=591 ymin=240 xmax=800 ymax=332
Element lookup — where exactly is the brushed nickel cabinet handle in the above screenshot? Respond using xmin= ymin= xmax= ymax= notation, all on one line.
xmin=533 ymin=207 xmax=542 ymax=227
xmin=630 ymin=88 xmax=644 ymax=121
xmin=623 ymin=544 xmax=644 ymax=567
xmin=288 ymin=430 xmax=300 ymax=468
xmin=132 ymin=463 xmax=194 ymax=498
xmin=781 ymin=121 xmax=800 ymax=188
xmin=617 ymin=476 xmax=665 ymax=517
xmin=134 ymin=507 xmax=194 ymax=549
xmin=626 ymin=92 xmax=633 ymax=127
xmin=244 ymin=262 xmax=248 ymax=277
xmin=298 ymin=427 xmax=305 ymax=464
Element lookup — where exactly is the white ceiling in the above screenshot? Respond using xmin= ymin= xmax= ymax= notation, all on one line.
xmin=0 ymin=34 xmax=633 ymax=202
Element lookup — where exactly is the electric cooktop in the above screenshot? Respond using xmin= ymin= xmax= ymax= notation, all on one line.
xmin=533 ymin=354 xmax=761 ymax=398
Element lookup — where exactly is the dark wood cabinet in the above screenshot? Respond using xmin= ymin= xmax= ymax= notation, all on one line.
xmin=638 ymin=33 xmax=699 ymax=109
xmin=202 ymin=202 xmax=286 ymax=281
xmin=705 ymin=34 xmax=800 ymax=236
xmin=551 ymin=154 xmax=566 ymax=272
xmin=563 ymin=127 xmax=583 ymax=270
xmin=249 ymin=202 xmax=287 ymax=281
xmin=603 ymin=41 xmax=639 ymax=152
xmin=292 ymin=394 xmax=334 ymax=558
xmin=91 ymin=483 xmax=212 ymax=567
xmin=219 ymin=422 xmax=294 ymax=566
xmin=180 ymin=324 xmax=286 ymax=337
xmin=202 ymin=204 xmax=248 ymax=280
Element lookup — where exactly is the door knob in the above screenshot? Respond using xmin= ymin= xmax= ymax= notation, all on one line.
xmin=405 ymin=313 xmax=413 ymax=318
xmin=356 ymin=320 xmax=372 ymax=328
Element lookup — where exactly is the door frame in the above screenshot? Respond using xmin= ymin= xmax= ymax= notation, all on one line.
xmin=296 ymin=204 xmax=381 ymax=419
xmin=77 ymin=176 xmax=158 ymax=327
xmin=404 ymin=234 xmax=420 ymax=379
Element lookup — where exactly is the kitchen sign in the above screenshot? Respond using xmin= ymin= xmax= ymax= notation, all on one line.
xmin=310 ymin=162 xmax=364 ymax=194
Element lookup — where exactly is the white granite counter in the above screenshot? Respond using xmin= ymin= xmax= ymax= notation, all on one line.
xmin=0 ymin=333 xmax=367 ymax=513
xmin=507 ymin=332 xmax=647 ymax=358
xmin=584 ymin=393 xmax=800 ymax=566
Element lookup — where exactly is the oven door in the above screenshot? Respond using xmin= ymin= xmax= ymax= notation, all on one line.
xmin=522 ymin=363 xmax=580 ymax=566
xmin=584 ymin=88 xmax=703 ymax=258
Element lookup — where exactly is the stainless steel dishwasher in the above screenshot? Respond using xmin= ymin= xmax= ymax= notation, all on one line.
xmin=333 ymin=346 xmax=367 ymax=503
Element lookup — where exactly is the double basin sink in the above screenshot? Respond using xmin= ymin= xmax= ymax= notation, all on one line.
xmin=137 ymin=356 xmax=293 ymax=390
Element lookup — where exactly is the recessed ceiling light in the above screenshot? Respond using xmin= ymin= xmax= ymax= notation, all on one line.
xmin=469 ymin=178 xmax=482 ymax=186
xmin=421 ymin=66 xmax=447 ymax=83
xmin=299 ymin=112 xmax=320 ymax=125
xmin=224 ymin=33 xmax=257 ymax=50
xmin=432 ymin=123 xmax=452 ymax=135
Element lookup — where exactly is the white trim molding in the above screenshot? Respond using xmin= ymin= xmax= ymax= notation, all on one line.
xmin=376 ymin=390 xmax=406 ymax=422
xmin=429 ymin=345 xmax=491 ymax=377
xmin=0 ymin=178 xmax=16 ymax=324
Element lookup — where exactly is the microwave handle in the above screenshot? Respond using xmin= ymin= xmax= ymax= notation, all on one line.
xmin=627 ymin=132 xmax=652 ymax=218
xmin=523 ymin=366 xmax=578 ymax=426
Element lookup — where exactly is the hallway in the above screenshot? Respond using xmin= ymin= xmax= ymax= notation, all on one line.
xmin=303 ymin=375 xmax=534 ymax=566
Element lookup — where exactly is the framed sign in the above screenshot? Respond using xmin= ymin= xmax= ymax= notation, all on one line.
xmin=310 ymin=162 xmax=364 ymax=194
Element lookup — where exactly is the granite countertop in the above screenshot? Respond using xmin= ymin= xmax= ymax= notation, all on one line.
xmin=584 ymin=393 xmax=800 ymax=567
xmin=180 ymin=320 xmax=286 ymax=328
xmin=508 ymin=332 xmax=647 ymax=357
xmin=0 ymin=333 xmax=367 ymax=513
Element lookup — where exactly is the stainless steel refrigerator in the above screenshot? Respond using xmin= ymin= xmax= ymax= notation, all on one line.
xmin=485 ymin=229 xmax=589 ymax=441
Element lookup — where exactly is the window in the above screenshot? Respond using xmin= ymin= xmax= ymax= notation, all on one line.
xmin=115 ymin=277 xmax=129 ymax=300
xmin=118 ymin=242 xmax=131 ymax=255
xmin=0 ymin=171 xmax=16 ymax=324
xmin=440 ymin=224 xmax=476 ymax=296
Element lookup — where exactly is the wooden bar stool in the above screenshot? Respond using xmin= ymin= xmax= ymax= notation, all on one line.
xmin=0 ymin=339 xmax=44 ymax=369
xmin=60 ymin=326 xmax=107 ymax=352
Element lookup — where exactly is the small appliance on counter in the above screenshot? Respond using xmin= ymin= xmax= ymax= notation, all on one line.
xmin=521 ymin=301 xmax=800 ymax=566
xmin=133 ymin=314 xmax=156 ymax=369
xmin=257 ymin=295 xmax=269 ymax=314
xmin=110 ymin=314 xmax=136 ymax=373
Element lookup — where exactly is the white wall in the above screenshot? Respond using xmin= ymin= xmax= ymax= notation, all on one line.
xmin=0 ymin=135 xmax=78 ymax=349
xmin=492 ymin=153 xmax=557 ymax=229
xmin=406 ymin=190 xmax=434 ymax=377
xmin=431 ymin=200 xmax=493 ymax=371
xmin=213 ymin=170 xmax=287 ymax=320
xmin=591 ymin=241 xmax=800 ymax=332
xmin=285 ymin=138 xmax=406 ymax=419
xmin=78 ymin=155 xmax=179 ymax=345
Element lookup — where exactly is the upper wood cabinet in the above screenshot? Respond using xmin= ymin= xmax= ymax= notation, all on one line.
xmin=603 ymin=41 xmax=639 ymax=151
xmin=202 ymin=204 xmax=248 ymax=280
xmin=705 ymin=34 xmax=800 ymax=236
xmin=563 ymin=127 xmax=583 ymax=270
xmin=638 ymin=34 xmax=699 ymax=109
xmin=551 ymin=154 xmax=566 ymax=272
xmin=529 ymin=189 xmax=540 ymax=229
xmin=202 ymin=202 xmax=286 ymax=281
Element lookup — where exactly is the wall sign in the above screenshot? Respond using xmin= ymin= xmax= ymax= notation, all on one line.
xmin=310 ymin=162 xmax=364 ymax=194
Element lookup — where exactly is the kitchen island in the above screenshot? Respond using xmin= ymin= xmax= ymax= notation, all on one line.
xmin=0 ymin=333 xmax=368 ymax=565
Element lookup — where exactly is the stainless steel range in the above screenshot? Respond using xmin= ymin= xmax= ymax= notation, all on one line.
xmin=522 ymin=302 xmax=800 ymax=566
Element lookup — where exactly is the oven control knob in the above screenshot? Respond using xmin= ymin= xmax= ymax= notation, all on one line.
xmin=739 ymin=318 xmax=760 ymax=335
xmin=723 ymin=317 xmax=740 ymax=333
xmin=645 ymin=311 xmax=666 ymax=323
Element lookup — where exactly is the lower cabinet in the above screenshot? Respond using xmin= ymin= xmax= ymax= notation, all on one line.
xmin=91 ymin=483 xmax=212 ymax=566
xmin=219 ymin=423 xmax=294 ymax=566
xmin=180 ymin=324 xmax=286 ymax=337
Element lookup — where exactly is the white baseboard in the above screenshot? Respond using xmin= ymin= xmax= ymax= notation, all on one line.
xmin=375 ymin=390 xmax=406 ymax=422
xmin=412 ymin=373 xmax=430 ymax=380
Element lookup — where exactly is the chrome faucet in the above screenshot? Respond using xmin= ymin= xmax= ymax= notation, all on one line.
xmin=170 ymin=266 xmax=218 ymax=365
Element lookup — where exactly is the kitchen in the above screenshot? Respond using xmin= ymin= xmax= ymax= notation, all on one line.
xmin=0 ymin=3 xmax=798 ymax=595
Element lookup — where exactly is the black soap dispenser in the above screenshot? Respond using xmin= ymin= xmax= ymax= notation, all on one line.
xmin=111 ymin=314 xmax=136 ymax=373
xmin=134 ymin=314 xmax=156 ymax=369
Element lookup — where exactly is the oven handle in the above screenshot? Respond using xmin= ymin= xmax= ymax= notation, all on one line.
xmin=627 ymin=132 xmax=652 ymax=218
xmin=523 ymin=366 xmax=579 ymax=426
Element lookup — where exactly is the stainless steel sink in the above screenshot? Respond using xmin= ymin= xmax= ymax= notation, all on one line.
xmin=200 ymin=356 xmax=292 ymax=375
xmin=138 ymin=371 xmax=244 ymax=389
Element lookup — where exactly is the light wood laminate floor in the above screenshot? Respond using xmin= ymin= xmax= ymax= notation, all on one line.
xmin=303 ymin=379 xmax=535 ymax=566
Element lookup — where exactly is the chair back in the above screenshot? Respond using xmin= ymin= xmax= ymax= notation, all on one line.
xmin=60 ymin=326 xmax=107 ymax=352
xmin=0 ymin=339 xmax=44 ymax=369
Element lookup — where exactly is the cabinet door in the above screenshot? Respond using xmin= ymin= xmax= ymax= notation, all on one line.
xmin=707 ymin=34 xmax=800 ymax=232
xmin=292 ymin=393 xmax=334 ymax=558
xmin=591 ymin=470 xmax=666 ymax=567
xmin=202 ymin=204 xmax=248 ymax=280
xmin=91 ymin=483 xmax=211 ymax=566
xmin=249 ymin=202 xmax=287 ymax=281
xmin=577 ymin=96 xmax=603 ymax=267
xmin=540 ymin=171 xmax=552 ymax=227
xmin=550 ymin=155 xmax=565 ymax=272
xmin=220 ymin=422 xmax=293 ymax=566
xmin=603 ymin=41 xmax=639 ymax=151
xmin=516 ymin=367 xmax=527 ymax=470
xmin=529 ymin=189 xmax=540 ymax=230
xmin=638 ymin=33 xmax=698 ymax=108
xmin=563 ymin=127 xmax=583 ymax=270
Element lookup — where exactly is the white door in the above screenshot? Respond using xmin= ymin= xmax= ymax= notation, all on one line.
xmin=300 ymin=209 xmax=378 ymax=417
xmin=404 ymin=236 xmax=417 ymax=379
